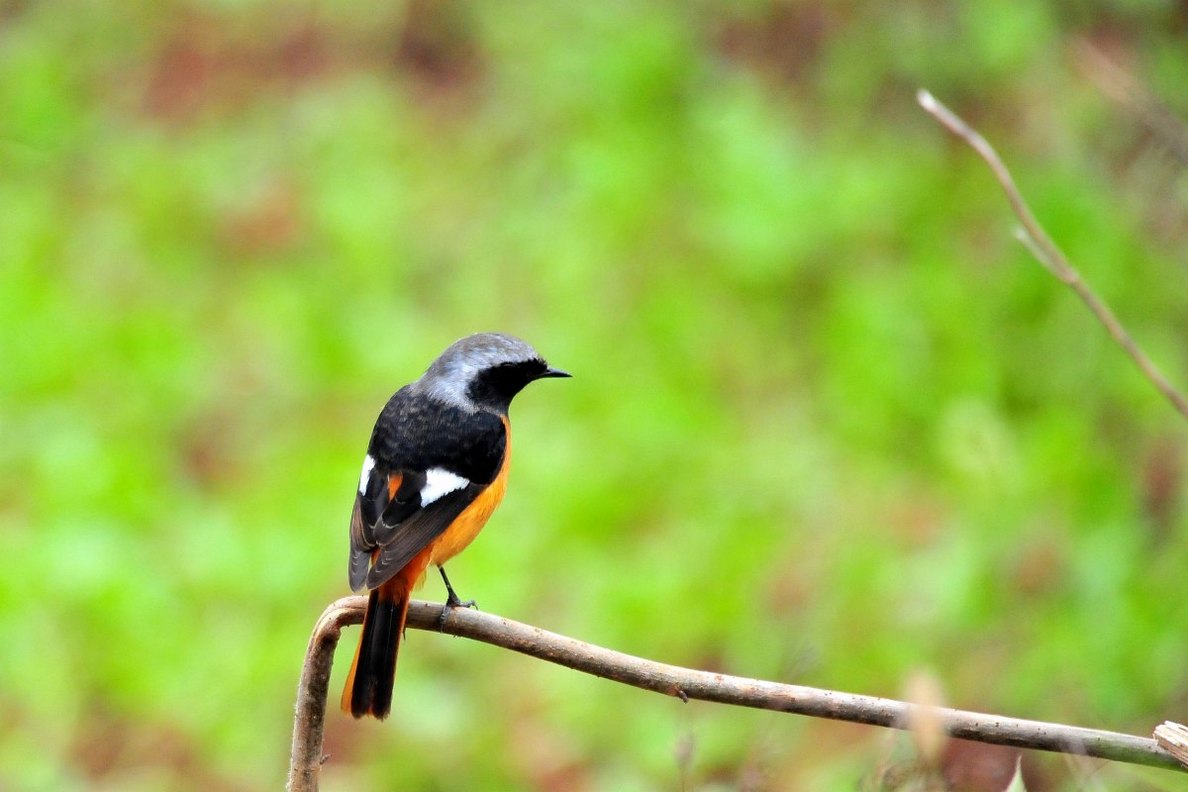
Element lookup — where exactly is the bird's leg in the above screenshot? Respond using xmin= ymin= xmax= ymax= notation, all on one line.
xmin=437 ymin=566 xmax=477 ymax=627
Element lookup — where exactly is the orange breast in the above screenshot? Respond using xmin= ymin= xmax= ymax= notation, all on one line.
xmin=428 ymin=416 xmax=511 ymax=567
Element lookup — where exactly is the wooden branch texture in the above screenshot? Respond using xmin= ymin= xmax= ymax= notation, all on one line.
xmin=288 ymin=596 xmax=1183 ymax=791
xmin=1155 ymin=721 xmax=1188 ymax=768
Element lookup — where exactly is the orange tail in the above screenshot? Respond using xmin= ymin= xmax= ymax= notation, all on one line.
xmin=341 ymin=578 xmax=410 ymax=719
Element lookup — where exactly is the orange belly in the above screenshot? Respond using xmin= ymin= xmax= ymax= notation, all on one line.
xmin=428 ymin=416 xmax=511 ymax=567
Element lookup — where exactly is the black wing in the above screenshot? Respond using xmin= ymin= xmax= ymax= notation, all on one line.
xmin=348 ymin=479 xmax=484 ymax=590
xmin=347 ymin=391 xmax=506 ymax=591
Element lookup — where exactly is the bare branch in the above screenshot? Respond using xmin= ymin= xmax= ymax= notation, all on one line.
xmin=288 ymin=597 xmax=1183 ymax=790
xmin=287 ymin=598 xmax=362 ymax=792
xmin=916 ymin=88 xmax=1188 ymax=422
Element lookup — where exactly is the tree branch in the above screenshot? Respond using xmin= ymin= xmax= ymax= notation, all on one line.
xmin=288 ymin=597 xmax=361 ymax=792
xmin=916 ymin=88 xmax=1188 ymax=423
xmin=288 ymin=597 xmax=1183 ymax=791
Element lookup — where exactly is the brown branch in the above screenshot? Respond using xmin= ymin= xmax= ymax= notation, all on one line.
xmin=288 ymin=597 xmax=1183 ymax=790
xmin=916 ymin=89 xmax=1188 ymax=423
xmin=287 ymin=597 xmax=362 ymax=792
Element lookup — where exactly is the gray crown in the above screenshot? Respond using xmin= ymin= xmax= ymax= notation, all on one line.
xmin=414 ymin=333 xmax=543 ymax=409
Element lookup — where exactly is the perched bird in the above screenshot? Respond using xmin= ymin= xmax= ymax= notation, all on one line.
xmin=341 ymin=332 xmax=569 ymax=719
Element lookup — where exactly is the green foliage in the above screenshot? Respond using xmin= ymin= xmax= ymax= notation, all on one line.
xmin=2 ymin=2 xmax=1187 ymax=789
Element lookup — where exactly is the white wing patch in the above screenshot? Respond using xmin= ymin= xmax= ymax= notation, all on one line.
xmin=358 ymin=454 xmax=376 ymax=495
xmin=420 ymin=467 xmax=469 ymax=506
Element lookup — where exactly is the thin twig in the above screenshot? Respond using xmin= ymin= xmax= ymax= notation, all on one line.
xmin=288 ymin=597 xmax=1183 ymax=790
xmin=916 ymin=88 xmax=1188 ymax=422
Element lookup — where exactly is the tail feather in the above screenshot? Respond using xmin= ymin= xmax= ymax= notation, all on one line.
xmin=342 ymin=581 xmax=410 ymax=719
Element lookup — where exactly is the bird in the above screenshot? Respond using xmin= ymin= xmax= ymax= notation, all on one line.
xmin=341 ymin=332 xmax=569 ymax=719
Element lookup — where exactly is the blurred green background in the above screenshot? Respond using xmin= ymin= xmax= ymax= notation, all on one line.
xmin=3 ymin=2 xmax=1188 ymax=790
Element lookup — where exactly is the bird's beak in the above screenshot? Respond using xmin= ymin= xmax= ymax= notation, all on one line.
xmin=539 ymin=367 xmax=571 ymax=379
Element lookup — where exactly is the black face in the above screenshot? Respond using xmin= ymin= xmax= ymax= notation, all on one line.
xmin=467 ymin=358 xmax=569 ymax=412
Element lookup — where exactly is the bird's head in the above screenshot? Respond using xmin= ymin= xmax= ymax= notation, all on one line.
xmin=417 ymin=332 xmax=570 ymax=414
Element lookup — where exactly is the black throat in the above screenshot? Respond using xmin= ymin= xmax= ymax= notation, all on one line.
xmin=466 ymin=359 xmax=551 ymax=413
